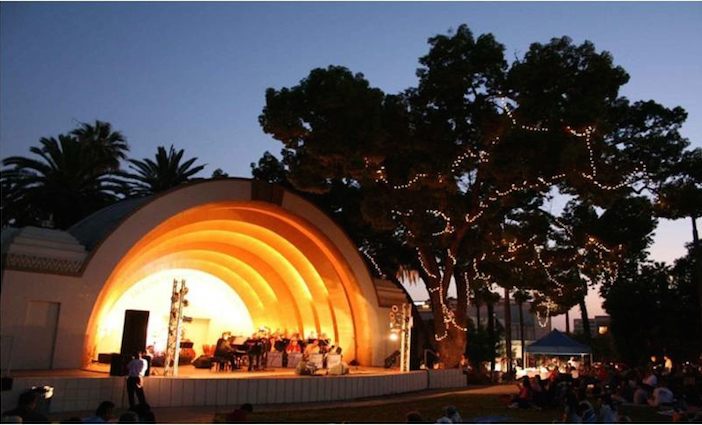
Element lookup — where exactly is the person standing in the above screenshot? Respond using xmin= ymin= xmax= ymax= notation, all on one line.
xmin=126 ymin=352 xmax=148 ymax=408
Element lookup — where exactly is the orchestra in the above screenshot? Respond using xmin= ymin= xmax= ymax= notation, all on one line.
xmin=208 ymin=327 xmax=340 ymax=373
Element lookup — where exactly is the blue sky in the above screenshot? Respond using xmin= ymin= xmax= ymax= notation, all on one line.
xmin=2 ymin=2 xmax=701 ymax=326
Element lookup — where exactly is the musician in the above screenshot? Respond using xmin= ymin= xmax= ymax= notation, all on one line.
xmin=245 ymin=334 xmax=263 ymax=371
xmin=215 ymin=332 xmax=235 ymax=369
xmin=260 ymin=336 xmax=272 ymax=370
xmin=285 ymin=336 xmax=301 ymax=354
xmin=303 ymin=339 xmax=320 ymax=360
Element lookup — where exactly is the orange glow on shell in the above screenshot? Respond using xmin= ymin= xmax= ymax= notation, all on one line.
xmin=85 ymin=202 xmax=371 ymax=364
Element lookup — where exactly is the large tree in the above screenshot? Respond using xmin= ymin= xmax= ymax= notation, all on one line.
xmin=258 ymin=26 xmax=687 ymax=367
xmin=602 ymin=253 xmax=702 ymax=365
xmin=654 ymin=148 xmax=702 ymax=326
xmin=1 ymin=123 xmax=128 ymax=229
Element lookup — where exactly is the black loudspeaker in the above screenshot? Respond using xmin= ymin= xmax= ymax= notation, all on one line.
xmin=1 ymin=377 xmax=12 ymax=391
xmin=120 ymin=310 xmax=150 ymax=357
xmin=109 ymin=353 xmax=124 ymax=376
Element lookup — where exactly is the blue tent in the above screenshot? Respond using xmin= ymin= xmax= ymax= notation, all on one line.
xmin=526 ymin=329 xmax=591 ymax=355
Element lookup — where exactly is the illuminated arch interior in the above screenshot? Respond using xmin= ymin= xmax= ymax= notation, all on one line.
xmin=97 ymin=269 xmax=255 ymax=357
xmin=88 ymin=201 xmax=371 ymax=363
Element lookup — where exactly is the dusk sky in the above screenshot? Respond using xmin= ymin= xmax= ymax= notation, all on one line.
xmin=2 ymin=2 xmax=701 ymax=328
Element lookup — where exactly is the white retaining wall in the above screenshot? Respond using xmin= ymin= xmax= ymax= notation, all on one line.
xmin=426 ymin=369 xmax=468 ymax=389
xmin=0 ymin=370 xmax=467 ymax=413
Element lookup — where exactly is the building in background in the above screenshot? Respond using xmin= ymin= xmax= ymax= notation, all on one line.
xmin=574 ymin=316 xmax=610 ymax=337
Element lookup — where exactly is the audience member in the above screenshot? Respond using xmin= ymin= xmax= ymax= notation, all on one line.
xmin=598 ymin=394 xmax=618 ymax=423
xmin=226 ymin=403 xmax=253 ymax=422
xmin=436 ymin=405 xmax=461 ymax=423
xmin=576 ymin=390 xmax=596 ymax=423
xmin=82 ymin=401 xmax=114 ymax=423
xmin=2 ymin=391 xmax=50 ymax=423
xmin=509 ymin=376 xmax=533 ymax=409
xmin=131 ymin=403 xmax=156 ymax=423
xmin=633 ymin=384 xmax=649 ymax=405
xmin=563 ymin=390 xmax=582 ymax=423
xmin=405 ymin=411 xmax=424 ymax=423
xmin=118 ymin=412 xmax=138 ymax=423
xmin=648 ymin=379 xmax=675 ymax=408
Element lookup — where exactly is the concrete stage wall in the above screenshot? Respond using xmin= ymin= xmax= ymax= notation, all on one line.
xmin=0 ymin=370 xmax=467 ymax=413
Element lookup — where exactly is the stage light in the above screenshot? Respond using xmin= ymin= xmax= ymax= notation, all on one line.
xmin=389 ymin=332 xmax=399 ymax=341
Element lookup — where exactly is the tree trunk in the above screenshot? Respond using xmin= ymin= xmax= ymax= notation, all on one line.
xmin=476 ymin=304 xmax=481 ymax=328
xmin=565 ymin=310 xmax=570 ymax=334
xmin=487 ymin=301 xmax=496 ymax=379
xmin=436 ymin=327 xmax=468 ymax=369
xmin=692 ymin=216 xmax=702 ymax=339
xmin=423 ymin=262 xmax=468 ymax=368
xmin=579 ymin=297 xmax=591 ymax=343
xmin=504 ymin=287 xmax=512 ymax=373
xmin=518 ymin=301 xmax=525 ymax=368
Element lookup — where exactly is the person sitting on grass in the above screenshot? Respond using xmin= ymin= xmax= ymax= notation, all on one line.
xmin=436 ymin=405 xmax=461 ymax=423
xmin=405 ymin=411 xmax=424 ymax=423
xmin=598 ymin=394 xmax=619 ymax=423
xmin=532 ymin=375 xmax=548 ymax=408
xmin=577 ymin=390 xmax=596 ymax=423
xmin=118 ymin=411 xmax=138 ymax=423
xmin=82 ymin=401 xmax=115 ymax=423
xmin=648 ymin=379 xmax=675 ymax=408
xmin=131 ymin=403 xmax=156 ymax=423
xmin=563 ymin=389 xmax=582 ymax=423
xmin=225 ymin=403 xmax=253 ymax=422
xmin=2 ymin=391 xmax=49 ymax=423
xmin=509 ymin=376 xmax=533 ymax=409
xmin=633 ymin=383 xmax=649 ymax=405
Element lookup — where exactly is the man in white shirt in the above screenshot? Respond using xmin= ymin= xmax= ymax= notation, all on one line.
xmin=126 ymin=352 xmax=148 ymax=408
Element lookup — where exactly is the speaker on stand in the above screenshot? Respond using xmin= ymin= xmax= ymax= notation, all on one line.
xmin=109 ymin=310 xmax=150 ymax=376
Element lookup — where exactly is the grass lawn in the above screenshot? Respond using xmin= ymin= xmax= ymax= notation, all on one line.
xmin=214 ymin=392 xmax=666 ymax=423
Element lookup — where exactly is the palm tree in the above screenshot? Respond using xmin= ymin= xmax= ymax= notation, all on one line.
xmin=2 ymin=133 xmax=126 ymax=229
xmin=70 ymin=120 xmax=129 ymax=171
xmin=123 ymin=145 xmax=206 ymax=196
xmin=513 ymin=289 xmax=532 ymax=368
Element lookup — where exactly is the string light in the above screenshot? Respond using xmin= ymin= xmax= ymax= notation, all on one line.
xmin=435 ymin=329 xmax=449 ymax=341
xmin=361 ymin=249 xmax=385 ymax=278
xmin=392 ymin=173 xmax=429 ymax=190
xmin=428 ymin=209 xmax=455 ymax=236
xmin=535 ymin=246 xmax=565 ymax=295
xmin=464 ymin=173 xmax=566 ymax=224
xmin=416 ymin=247 xmax=438 ymax=279
xmin=447 ymin=249 xmax=457 ymax=266
xmin=501 ymin=97 xmax=549 ymax=132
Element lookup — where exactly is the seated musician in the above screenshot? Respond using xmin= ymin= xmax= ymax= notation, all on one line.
xmin=214 ymin=332 xmax=235 ymax=367
xmin=285 ymin=335 xmax=301 ymax=354
xmin=228 ymin=335 xmax=247 ymax=369
xmin=303 ymin=339 xmax=320 ymax=360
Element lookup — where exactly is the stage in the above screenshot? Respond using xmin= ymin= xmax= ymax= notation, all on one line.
xmin=1 ymin=367 xmax=467 ymax=413
xmin=14 ymin=364 xmax=404 ymax=379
